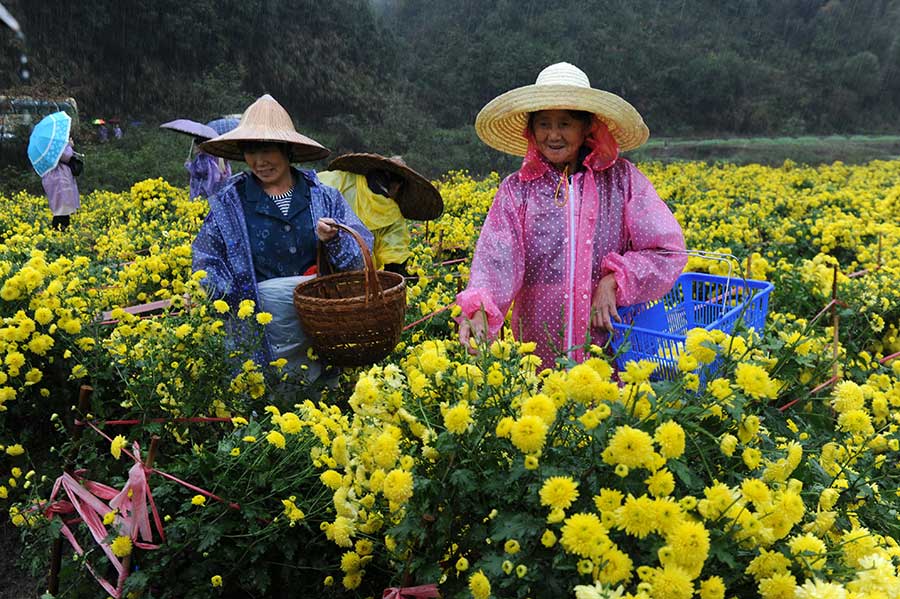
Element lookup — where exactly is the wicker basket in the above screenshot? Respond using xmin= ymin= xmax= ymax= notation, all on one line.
xmin=292 ymin=223 xmax=406 ymax=367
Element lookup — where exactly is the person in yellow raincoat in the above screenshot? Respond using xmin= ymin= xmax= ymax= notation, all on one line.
xmin=318 ymin=153 xmax=443 ymax=275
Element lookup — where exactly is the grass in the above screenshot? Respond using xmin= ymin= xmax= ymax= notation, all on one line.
xmin=628 ymin=134 xmax=900 ymax=166
xmin=3 ymin=130 xmax=900 ymax=196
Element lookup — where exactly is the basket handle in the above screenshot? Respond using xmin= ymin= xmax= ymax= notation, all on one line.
xmin=316 ymin=222 xmax=384 ymax=305
xmin=660 ymin=249 xmax=756 ymax=315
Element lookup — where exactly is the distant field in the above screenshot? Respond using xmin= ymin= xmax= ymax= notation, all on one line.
xmin=629 ymin=134 xmax=900 ymax=165
xmin=3 ymin=131 xmax=900 ymax=196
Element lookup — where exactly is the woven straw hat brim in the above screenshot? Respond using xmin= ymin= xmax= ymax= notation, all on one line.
xmin=325 ymin=153 xmax=444 ymax=221
xmin=200 ymin=127 xmax=330 ymax=163
xmin=475 ymin=83 xmax=649 ymax=156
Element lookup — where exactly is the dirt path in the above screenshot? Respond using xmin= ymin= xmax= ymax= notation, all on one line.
xmin=0 ymin=520 xmax=41 ymax=599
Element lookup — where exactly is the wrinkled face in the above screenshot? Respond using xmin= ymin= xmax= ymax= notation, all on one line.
xmin=242 ymin=143 xmax=291 ymax=187
xmin=531 ymin=110 xmax=591 ymax=170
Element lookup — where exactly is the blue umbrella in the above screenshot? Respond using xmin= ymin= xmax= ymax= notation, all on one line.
xmin=206 ymin=117 xmax=240 ymax=136
xmin=28 ymin=111 xmax=72 ymax=177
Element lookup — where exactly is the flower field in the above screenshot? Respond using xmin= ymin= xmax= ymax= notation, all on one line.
xmin=1 ymin=160 xmax=899 ymax=599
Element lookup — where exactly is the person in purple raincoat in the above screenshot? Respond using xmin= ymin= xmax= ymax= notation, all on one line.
xmin=41 ymin=138 xmax=80 ymax=231
xmin=192 ymin=95 xmax=373 ymax=373
xmin=185 ymin=139 xmax=232 ymax=200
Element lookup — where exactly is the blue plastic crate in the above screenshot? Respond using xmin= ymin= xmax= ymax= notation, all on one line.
xmin=611 ymin=272 xmax=774 ymax=382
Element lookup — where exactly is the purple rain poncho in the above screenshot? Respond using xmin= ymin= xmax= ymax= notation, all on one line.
xmin=456 ymin=122 xmax=687 ymax=367
xmin=186 ymin=152 xmax=232 ymax=200
xmin=41 ymin=143 xmax=80 ymax=217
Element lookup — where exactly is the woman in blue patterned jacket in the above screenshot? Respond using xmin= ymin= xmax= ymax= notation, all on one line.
xmin=192 ymin=94 xmax=373 ymax=370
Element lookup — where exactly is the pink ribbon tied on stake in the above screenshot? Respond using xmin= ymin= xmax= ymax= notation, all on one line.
xmin=382 ymin=584 xmax=441 ymax=599
xmin=43 ymin=444 xmax=165 ymax=599
xmin=43 ymin=417 xmax=241 ymax=598
xmin=109 ymin=441 xmax=166 ymax=549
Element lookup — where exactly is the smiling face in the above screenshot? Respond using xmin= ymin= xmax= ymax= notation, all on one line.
xmin=530 ymin=110 xmax=592 ymax=172
xmin=241 ymin=142 xmax=292 ymax=192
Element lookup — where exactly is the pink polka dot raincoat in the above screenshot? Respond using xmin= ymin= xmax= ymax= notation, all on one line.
xmin=456 ymin=123 xmax=687 ymax=367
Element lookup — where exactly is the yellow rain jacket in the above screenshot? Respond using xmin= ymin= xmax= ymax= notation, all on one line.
xmin=317 ymin=170 xmax=411 ymax=269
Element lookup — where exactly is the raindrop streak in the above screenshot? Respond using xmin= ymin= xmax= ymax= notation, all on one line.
xmin=17 ymin=45 xmax=30 ymax=83
xmin=1 ymin=4 xmax=29 ymax=82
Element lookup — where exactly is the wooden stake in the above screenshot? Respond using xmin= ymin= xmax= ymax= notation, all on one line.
xmin=48 ymin=385 xmax=94 ymax=595
xmin=47 ymin=539 xmax=63 ymax=596
xmin=877 ymin=233 xmax=883 ymax=268
xmin=73 ymin=385 xmax=93 ymax=443
xmin=831 ymin=265 xmax=840 ymax=382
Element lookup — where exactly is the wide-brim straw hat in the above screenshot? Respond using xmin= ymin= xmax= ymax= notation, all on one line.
xmin=475 ymin=62 xmax=649 ymax=156
xmin=325 ymin=153 xmax=444 ymax=221
xmin=200 ymin=94 xmax=329 ymax=162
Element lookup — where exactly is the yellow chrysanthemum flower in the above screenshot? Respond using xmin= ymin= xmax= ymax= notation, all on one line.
xmin=469 ymin=570 xmax=491 ymax=599
xmin=442 ymin=401 xmax=473 ymax=434
xmin=603 ymin=425 xmax=655 ymax=469
xmin=654 ymin=421 xmax=686 ymax=459
xmin=539 ymin=476 xmax=579 ymax=510
xmin=509 ymin=415 xmax=548 ymax=454
xmin=110 ymin=435 xmax=128 ymax=460
xmin=110 ymin=535 xmax=132 ymax=557
xmin=266 ymin=430 xmax=286 ymax=449
xmin=560 ymin=512 xmax=608 ymax=557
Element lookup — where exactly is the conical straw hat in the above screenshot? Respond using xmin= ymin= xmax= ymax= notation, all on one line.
xmin=475 ymin=62 xmax=649 ymax=156
xmin=325 ymin=153 xmax=444 ymax=221
xmin=200 ymin=94 xmax=329 ymax=162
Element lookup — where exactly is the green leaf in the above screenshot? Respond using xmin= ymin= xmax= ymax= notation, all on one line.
xmin=668 ymin=459 xmax=698 ymax=490
xmin=197 ymin=524 xmax=222 ymax=552
xmin=449 ymin=468 xmax=478 ymax=494
xmin=123 ymin=569 xmax=150 ymax=593
xmin=711 ymin=541 xmax=738 ymax=570
xmin=489 ymin=512 xmax=542 ymax=540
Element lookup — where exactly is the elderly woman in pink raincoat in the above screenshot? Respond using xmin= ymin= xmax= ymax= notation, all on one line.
xmin=456 ymin=62 xmax=687 ymax=367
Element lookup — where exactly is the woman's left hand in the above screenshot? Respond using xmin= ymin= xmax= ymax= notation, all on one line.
xmin=316 ymin=218 xmax=339 ymax=242
xmin=591 ymin=274 xmax=621 ymax=331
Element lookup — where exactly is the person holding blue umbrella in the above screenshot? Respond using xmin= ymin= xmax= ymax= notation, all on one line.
xmin=28 ymin=111 xmax=80 ymax=231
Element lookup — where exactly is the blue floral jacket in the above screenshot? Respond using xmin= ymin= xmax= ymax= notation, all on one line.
xmin=192 ymin=168 xmax=373 ymax=361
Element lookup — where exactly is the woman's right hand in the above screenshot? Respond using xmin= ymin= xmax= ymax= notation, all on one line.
xmin=591 ymin=274 xmax=621 ymax=332
xmin=316 ymin=218 xmax=339 ymax=242
xmin=458 ymin=309 xmax=488 ymax=354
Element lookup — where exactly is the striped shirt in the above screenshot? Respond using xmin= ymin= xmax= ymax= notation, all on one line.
xmin=269 ymin=188 xmax=293 ymax=216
